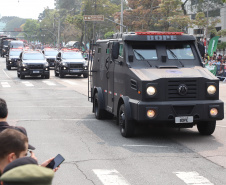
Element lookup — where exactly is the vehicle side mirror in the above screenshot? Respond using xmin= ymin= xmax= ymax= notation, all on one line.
xmin=6 ymin=54 xmax=8 ymax=57
xmin=85 ymin=57 xmax=88 ymax=60
xmin=198 ymin=42 xmax=205 ymax=58
xmin=56 ymin=57 xmax=60 ymax=60
xmin=42 ymin=51 xmax=44 ymax=54
xmin=128 ymin=55 xmax=133 ymax=62
xmin=162 ymin=55 xmax=167 ymax=62
xmin=112 ymin=42 xmax=119 ymax=60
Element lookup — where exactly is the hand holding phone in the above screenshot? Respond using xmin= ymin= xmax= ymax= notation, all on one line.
xmin=46 ymin=154 xmax=65 ymax=169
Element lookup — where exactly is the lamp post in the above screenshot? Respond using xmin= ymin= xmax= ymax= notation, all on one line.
xmin=120 ymin=0 xmax=123 ymax=33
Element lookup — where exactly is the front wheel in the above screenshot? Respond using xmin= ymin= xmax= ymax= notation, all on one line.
xmin=45 ymin=74 xmax=50 ymax=79
xmin=54 ymin=68 xmax=59 ymax=77
xmin=118 ymin=104 xmax=135 ymax=137
xmin=20 ymin=74 xmax=25 ymax=79
xmin=7 ymin=66 xmax=11 ymax=70
xmin=59 ymin=69 xmax=64 ymax=78
xmin=94 ymin=93 xmax=104 ymax=119
xmin=197 ymin=121 xmax=216 ymax=135
xmin=83 ymin=73 xmax=88 ymax=78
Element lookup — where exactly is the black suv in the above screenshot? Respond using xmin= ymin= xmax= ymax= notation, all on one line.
xmin=17 ymin=51 xmax=50 ymax=79
xmin=42 ymin=48 xmax=58 ymax=68
xmin=54 ymin=50 xmax=88 ymax=78
xmin=6 ymin=49 xmax=23 ymax=70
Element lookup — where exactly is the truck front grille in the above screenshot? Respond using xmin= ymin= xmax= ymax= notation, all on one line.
xmin=29 ymin=64 xmax=44 ymax=69
xmin=167 ymin=80 xmax=197 ymax=100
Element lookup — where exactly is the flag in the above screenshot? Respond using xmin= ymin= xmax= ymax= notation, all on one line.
xmin=205 ymin=63 xmax=217 ymax=76
xmin=207 ymin=36 xmax=220 ymax=56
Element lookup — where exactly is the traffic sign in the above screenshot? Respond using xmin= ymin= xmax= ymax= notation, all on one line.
xmin=83 ymin=15 xmax=104 ymax=22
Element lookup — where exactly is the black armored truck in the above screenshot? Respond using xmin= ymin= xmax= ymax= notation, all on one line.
xmin=89 ymin=32 xmax=224 ymax=137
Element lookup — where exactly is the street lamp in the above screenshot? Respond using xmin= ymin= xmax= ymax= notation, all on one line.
xmin=120 ymin=0 xmax=123 ymax=33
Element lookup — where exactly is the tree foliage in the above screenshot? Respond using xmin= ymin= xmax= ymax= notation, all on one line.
xmin=3 ymin=17 xmax=26 ymax=37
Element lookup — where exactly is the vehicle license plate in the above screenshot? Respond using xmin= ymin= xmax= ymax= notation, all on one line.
xmin=33 ymin=70 xmax=40 ymax=73
xmin=175 ymin=116 xmax=193 ymax=123
xmin=70 ymin=69 xmax=79 ymax=72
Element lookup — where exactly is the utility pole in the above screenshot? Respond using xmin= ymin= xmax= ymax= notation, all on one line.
xmin=120 ymin=0 xmax=123 ymax=33
xmin=93 ymin=0 xmax=97 ymax=41
xmin=57 ymin=18 xmax=61 ymax=49
xmin=205 ymin=0 xmax=209 ymax=51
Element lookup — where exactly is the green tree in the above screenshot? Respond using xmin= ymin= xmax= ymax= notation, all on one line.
xmin=120 ymin=0 xmax=160 ymax=31
xmin=23 ymin=19 xmax=40 ymax=42
xmin=3 ymin=17 xmax=26 ymax=37
xmin=67 ymin=0 xmax=120 ymax=44
xmin=154 ymin=0 xmax=190 ymax=32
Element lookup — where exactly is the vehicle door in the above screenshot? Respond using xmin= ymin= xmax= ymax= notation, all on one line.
xmin=106 ymin=43 xmax=116 ymax=113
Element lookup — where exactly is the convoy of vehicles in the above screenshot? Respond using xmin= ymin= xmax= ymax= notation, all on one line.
xmin=88 ymin=32 xmax=224 ymax=137
xmin=54 ymin=50 xmax=88 ymax=78
xmin=0 ymin=33 xmax=224 ymax=138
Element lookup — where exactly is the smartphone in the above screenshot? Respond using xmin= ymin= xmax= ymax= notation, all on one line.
xmin=46 ymin=154 xmax=65 ymax=169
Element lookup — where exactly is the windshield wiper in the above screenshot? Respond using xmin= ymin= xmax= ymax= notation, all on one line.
xmin=133 ymin=50 xmax=152 ymax=67
xmin=167 ymin=49 xmax=184 ymax=67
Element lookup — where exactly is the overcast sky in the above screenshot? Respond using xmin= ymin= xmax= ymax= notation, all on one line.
xmin=0 ymin=0 xmax=55 ymax=19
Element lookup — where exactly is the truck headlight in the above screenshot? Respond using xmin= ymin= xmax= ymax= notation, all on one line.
xmin=84 ymin=66 xmax=88 ymax=70
xmin=147 ymin=86 xmax=156 ymax=96
xmin=207 ymin=85 xmax=216 ymax=95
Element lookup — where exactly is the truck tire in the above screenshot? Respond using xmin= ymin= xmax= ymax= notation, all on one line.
xmin=7 ymin=66 xmax=11 ymax=70
xmin=45 ymin=74 xmax=50 ymax=79
xmin=20 ymin=74 xmax=25 ymax=79
xmin=197 ymin=121 xmax=216 ymax=135
xmin=59 ymin=69 xmax=64 ymax=78
xmin=83 ymin=73 xmax=88 ymax=78
xmin=118 ymin=104 xmax=135 ymax=137
xmin=54 ymin=68 xmax=59 ymax=77
xmin=94 ymin=93 xmax=104 ymax=119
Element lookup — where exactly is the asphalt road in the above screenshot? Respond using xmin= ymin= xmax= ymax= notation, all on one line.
xmin=0 ymin=57 xmax=226 ymax=185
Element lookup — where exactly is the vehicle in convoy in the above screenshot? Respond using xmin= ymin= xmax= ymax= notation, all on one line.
xmin=0 ymin=38 xmax=16 ymax=57
xmin=54 ymin=50 xmax=88 ymax=78
xmin=17 ymin=51 xmax=50 ymax=79
xmin=42 ymin=48 xmax=58 ymax=67
xmin=8 ymin=40 xmax=24 ymax=50
xmin=6 ymin=49 xmax=23 ymax=70
xmin=88 ymin=32 xmax=224 ymax=137
xmin=65 ymin=41 xmax=80 ymax=49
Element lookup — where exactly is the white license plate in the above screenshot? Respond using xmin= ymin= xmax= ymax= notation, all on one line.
xmin=33 ymin=71 xmax=40 ymax=73
xmin=70 ymin=69 xmax=80 ymax=72
xmin=175 ymin=116 xmax=193 ymax=123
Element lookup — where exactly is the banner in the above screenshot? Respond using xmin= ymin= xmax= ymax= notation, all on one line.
xmin=205 ymin=64 xmax=217 ymax=75
xmin=207 ymin=36 xmax=220 ymax=56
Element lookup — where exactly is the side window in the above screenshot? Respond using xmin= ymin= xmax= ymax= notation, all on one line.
xmin=98 ymin=47 xmax=101 ymax=54
xmin=119 ymin=44 xmax=123 ymax=57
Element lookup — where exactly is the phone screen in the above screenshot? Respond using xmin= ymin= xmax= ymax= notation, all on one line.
xmin=46 ymin=154 xmax=65 ymax=169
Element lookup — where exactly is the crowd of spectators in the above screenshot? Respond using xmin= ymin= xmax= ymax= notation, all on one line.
xmin=0 ymin=98 xmax=57 ymax=184
xmin=203 ymin=52 xmax=226 ymax=77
